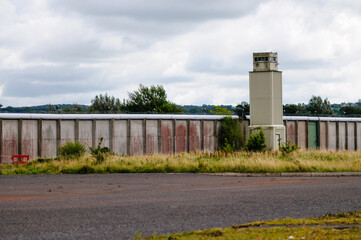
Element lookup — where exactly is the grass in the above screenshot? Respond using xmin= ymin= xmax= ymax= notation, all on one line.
xmin=139 ymin=211 xmax=361 ymax=239
xmin=1 ymin=150 xmax=361 ymax=175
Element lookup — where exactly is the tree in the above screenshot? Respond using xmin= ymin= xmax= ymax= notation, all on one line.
xmin=234 ymin=101 xmax=249 ymax=117
xmin=307 ymin=95 xmax=333 ymax=115
xmin=340 ymin=106 xmax=361 ymax=115
xmin=210 ymin=106 xmax=232 ymax=115
xmin=88 ymin=93 xmax=122 ymax=113
xmin=283 ymin=103 xmax=308 ymax=115
xmin=123 ymin=84 xmax=182 ymax=113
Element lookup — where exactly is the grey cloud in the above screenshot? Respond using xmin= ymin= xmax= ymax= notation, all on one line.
xmin=1 ymin=65 xmax=107 ymax=97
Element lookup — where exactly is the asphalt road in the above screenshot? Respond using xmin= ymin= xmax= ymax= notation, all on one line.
xmin=1 ymin=174 xmax=361 ymax=239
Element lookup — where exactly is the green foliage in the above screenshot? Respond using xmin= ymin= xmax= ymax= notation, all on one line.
xmin=59 ymin=141 xmax=85 ymax=159
xmin=340 ymin=106 xmax=361 ymax=115
xmin=210 ymin=106 xmax=232 ymax=115
xmin=123 ymin=84 xmax=182 ymax=113
xmin=219 ymin=117 xmax=243 ymax=152
xmin=89 ymin=137 xmax=111 ymax=164
xmin=279 ymin=141 xmax=299 ymax=154
xmin=245 ymin=128 xmax=266 ymax=152
xmin=88 ymin=93 xmax=122 ymax=113
xmin=307 ymin=95 xmax=333 ymax=115
xmin=283 ymin=103 xmax=308 ymax=115
xmin=234 ymin=101 xmax=249 ymax=117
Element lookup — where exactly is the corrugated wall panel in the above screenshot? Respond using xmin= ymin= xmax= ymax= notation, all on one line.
xmin=328 ymin=122 xmax=336 ymax=150
xmin=347 ymin=123 xmax=355 ymax=151
xmin=41 ymin=120 xmax=57 ymax=158
xmin=146 ymin=120 xmax=158 ymax=154
xmin=175 ymin=120 xmax=187 ymax=153
xmin=130 ymin=120 xmax=143 ymax=155
xmin=161 ymin=120 xmax=173 ymax=154
xmin=189 ymin=121 xmax=200 ymax=152
xmin=60 ymin=120 xmax=75 ymax=146
xmin=113 ymin=120 xmax=127 ymax=155
xmin=22 ymin=120 xmax=38 ymax=160
xmin=319 ymin=121 xmax=327 ymax=150
xmin=96 ymin=120 xmax=110 ymax=148
xmin=2 ymin=120 xmax=18 ymax=163
xmin=338 ymin=122 xmax=346 ymax=151
xmin=78 ymin=120 xmax=92 ymax=149
xmin=297 ymin=121 xmax=307 ymax=149
xmin=357 ymin=122 xmax=361 ymax=150
xmin=286 ymin=121 xmax=296 ymax=145
xmin=203 ymin=121 xmax=215 ymax=152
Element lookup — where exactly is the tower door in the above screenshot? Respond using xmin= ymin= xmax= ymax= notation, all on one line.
xmin=308 ymin=121 xmax=319 ymax=150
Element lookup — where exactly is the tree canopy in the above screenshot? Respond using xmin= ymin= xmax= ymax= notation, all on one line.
xmin=88 ymin=93 xmax=122 ymax=113
xmin=123 ymin=84 xmax=182 ymax=113
xmin=307 ymin=95 xmax=333 ymax=115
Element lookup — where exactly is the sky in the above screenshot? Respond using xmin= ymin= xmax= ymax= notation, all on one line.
xmin=1 ymin=0 xmax=361 ymax=108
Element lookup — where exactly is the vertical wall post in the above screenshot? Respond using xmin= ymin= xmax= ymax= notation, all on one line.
xmin=355 ymin=122 xmax=358 ymax=151
xmin=92 ymin=119 xmax=96 ymax=148
xmin=345 ymin=121 xmax=349 ymax=150
xmin=187 ymin=119 xmax=190 ymax=152
xmin=158 ymin=119 xmax=162 ymax=154
xmin=295 ymin=120 xmax=299 ymax=147
xmin=172 ymin=119 xmax=176 ymax=154
xmin=336 ymin=121 xmax=339 ymax=150
xmin=306 ymin=120 xmax=309 ymax=149
xmin=143 ymin=119 xmax=146 ymax=155
xmin=127 ymin=119 xmax=131 ymax=155
xmin=110 ymin=119 xmax=114 ymax=152
xmin=75 ymin=119 xmax=79 ymax=142
xmin=0 ymin=119 xmax=2 ymax=163
xmin=284 ymin=120 xmax=288 ymax=143
xmin=200 ymin=120 xmax=204 ymax=151
xmin=56 ymin=119 xmax=61 ymax=156
xmin=326 ymin=121 xmax=329 ymax=150
xmin=38 ymin=119 xmax=42 ymax=158
xmin=18 ymin=119 xmax=23 ymax=155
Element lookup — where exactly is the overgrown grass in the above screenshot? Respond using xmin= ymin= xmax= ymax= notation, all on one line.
xmin=139 ymin=210 xmax=361 ymax=239
xmin=1 ymin=150 xmax=361 ymax=175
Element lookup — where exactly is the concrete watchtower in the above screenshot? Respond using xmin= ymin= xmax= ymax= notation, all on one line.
xmin=249 ymin=52 xmax=285 ymax=150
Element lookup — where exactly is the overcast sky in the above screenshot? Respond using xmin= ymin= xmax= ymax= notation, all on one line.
xmin=1 ymin=0 xmax=361 ymax=107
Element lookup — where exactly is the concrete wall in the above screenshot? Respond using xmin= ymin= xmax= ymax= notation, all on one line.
xmin=3 ymin=114 xmax=361 ymax=163
xmin=0 ymin=114 xmax=225 ymax=163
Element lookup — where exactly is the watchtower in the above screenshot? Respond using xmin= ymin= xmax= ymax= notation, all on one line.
xmin=249 ymin=52 xmax=285 ymax=150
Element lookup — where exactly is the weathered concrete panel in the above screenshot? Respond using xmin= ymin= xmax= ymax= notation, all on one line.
xmin=130 ymin=120 xmax=143 ymax=155
xmin=319 ymin=121 xmax=327 ymax=150
xmin=96 ymin=120 xmax=110 ymax=148
xmin=1 ymin=120 xmax=18 ymax=163
xmin=338 ymin=122 xmax=346 ymax=151
xmin=357 ymin=122 xmax=361 ymax=150
xmin=297 ymin=121 xmax=307 ymax=149
xmin=42 ymin=120 xmax=57 ymax=158
xmin=347 ymin=122 xmax=355 ymax=151
xmin=189 ymin=121 xmax=200 ymax=152
xmin=328 ymin=122 xmax=336 ymax=150
xmin=203 ymin=121 xmax=215 ymax=152
xmin=175 ymin=120 xmax=187 ymax=153
xmin=113 ymin=120 xmax=127 ymax=155
xmin=161 ymin=120 xmax=173 ymax=154
xmin=78 ymin=120 xmax=92 ymax=149
xmin=286 ymin=121 xmax=296 ymax=146
xmin=22 ymin=120 xmax=38 ymax=160
xmin=146 ymin=120 xmax=158 ymax=154
xmin=60 ymin=120 xmax=75 ymax=146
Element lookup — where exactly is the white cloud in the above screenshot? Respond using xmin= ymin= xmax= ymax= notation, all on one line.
xmin=1 ymin=0 xmax=361 ymax=107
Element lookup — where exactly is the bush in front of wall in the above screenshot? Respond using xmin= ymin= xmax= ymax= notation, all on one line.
xmin=245 ymin=128 xmax=266 ymax=152
xmin=89 ymin=137 xmax=111 ymax=164
xmin=219 ymin=116 xmax=243 ymax=152
xmin=59 ymin=141 xmax=86 ymax=159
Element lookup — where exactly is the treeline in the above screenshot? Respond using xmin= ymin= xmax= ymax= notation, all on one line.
xmin=1 ymin=84 xmax=361 ymax=117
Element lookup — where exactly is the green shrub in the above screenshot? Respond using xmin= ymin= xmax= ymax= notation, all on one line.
xmin=89 ymin=137 xmax=110 ymax=164
xmin=219 ymin=116 xmax=243 ymax=152
xmin=245 ymin=128 xmax=266 ymax=152
xmin=59 ymin=141 xmax=85 ymax=159
xmin=280 ymin=141 xmax=299 ymax=154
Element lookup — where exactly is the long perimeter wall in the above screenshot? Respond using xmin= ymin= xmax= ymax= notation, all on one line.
xmin=2 ymin=114 xmax=361 ymax=163
xmin=0 ymin=114 xmax=233 ymax=163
